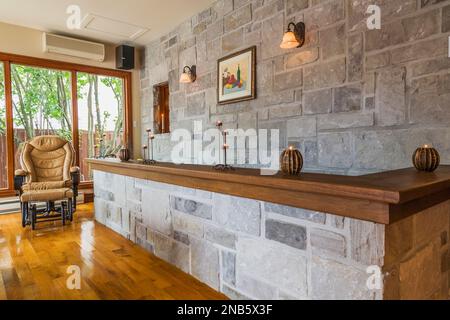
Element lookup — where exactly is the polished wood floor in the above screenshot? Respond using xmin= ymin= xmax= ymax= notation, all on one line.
xmin=0 ymin=203 xmax=227 ymax=300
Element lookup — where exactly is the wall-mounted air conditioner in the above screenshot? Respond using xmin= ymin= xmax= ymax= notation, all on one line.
xmin=42 ymin=33 xmax=105 ymax=62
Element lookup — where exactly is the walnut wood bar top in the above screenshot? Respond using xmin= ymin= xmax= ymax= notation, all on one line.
xmin=87 ymin=159 xmax=450 ymax=225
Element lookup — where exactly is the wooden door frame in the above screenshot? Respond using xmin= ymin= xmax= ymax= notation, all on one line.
xmin=0 ymin=52 xmax=133 ymax=196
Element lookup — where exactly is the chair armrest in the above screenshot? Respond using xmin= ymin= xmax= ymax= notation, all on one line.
xmin=15 ymin=169 xmax=28 ymax=177
xmin=70 ymin=166 xmax=80 ymax=174
xmin=70 ymin=167 xmax=80 ymax=183
xmin=69 ymin=167 xmax=80 ymax=209
xmin=70 ymin=167 xmax=80 ymax=197
xmin=14 ymin=170 xmax=28 ymax=193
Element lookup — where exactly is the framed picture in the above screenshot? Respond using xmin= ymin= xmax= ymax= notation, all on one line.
xmin=217 ymin=46 xmax=256 ymax=105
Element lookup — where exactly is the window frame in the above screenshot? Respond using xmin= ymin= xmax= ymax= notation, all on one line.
xmin=0 ymin=51 xmax=133 ymax=197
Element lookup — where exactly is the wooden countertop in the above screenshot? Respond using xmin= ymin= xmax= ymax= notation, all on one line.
xmin=87 ymin=158 xmax=450 ymax=224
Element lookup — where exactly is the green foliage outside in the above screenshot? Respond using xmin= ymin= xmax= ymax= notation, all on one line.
xmin=11 ymin=65 xmax=73 ymax=143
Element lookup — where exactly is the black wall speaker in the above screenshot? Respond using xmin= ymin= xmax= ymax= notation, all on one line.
xmin=116 ymin=45 xmax=135 ymax=70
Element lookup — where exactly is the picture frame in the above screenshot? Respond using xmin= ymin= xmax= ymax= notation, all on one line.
xmin=217 ymin=46 xmax=256 ymax=105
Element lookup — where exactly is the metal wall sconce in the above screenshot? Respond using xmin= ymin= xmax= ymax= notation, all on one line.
xmin=280 ymin=22 xmax=306 ymax=49
xmin=179 ymin=65 xmax=197 ymax=83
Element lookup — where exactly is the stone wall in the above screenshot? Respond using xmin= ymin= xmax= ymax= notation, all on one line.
xmin=94 ymin=170 xmax=385 ymax=299
xmin=139 ymin=0 xmax=450 ymax=174
xmin=117 ymin=0 xmax=450 ymax=300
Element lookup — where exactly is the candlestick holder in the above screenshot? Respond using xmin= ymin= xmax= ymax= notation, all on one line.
xmin=144 ymin=128 xmax=157 ymax=164
xmin=214 ymin=121 xmax=233 ymax=171
xmin=142 ymin=145 xmax=148 ymax=162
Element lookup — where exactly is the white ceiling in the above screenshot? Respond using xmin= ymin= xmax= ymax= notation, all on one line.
xmin=0 ymin=0 xmax=215 ymax=46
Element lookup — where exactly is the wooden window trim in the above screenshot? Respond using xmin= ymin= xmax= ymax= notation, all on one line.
xmin=0 ymin=51 xmax=133 ymax=195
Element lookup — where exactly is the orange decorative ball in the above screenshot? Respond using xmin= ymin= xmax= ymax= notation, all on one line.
xmin=280 ymin=147 xmax=303 ymax=176
xmin=412 ymin=145 xmax=440 ymax=172
xmin=118 ymin=148 xmax=130 ymax=162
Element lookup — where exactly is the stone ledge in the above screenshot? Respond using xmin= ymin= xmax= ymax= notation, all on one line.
xmin=88 ymin=158 xmax=450 ymax=225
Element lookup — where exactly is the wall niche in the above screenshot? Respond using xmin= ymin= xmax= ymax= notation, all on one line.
xmin=153 ymin=82 xmax=170 ymax=134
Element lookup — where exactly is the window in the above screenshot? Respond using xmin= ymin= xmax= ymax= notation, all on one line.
xmin=11 ymin=64 xmax=72 ymax=170
xmin=153 ymin=82 xmax=170 ymax=134
xmin=0 ymin=52 xmax=132 ymax=196
xmin=0 ymin=63 xmax=7 ymax=189
xmin=77 ymin=73 xmax=125 ymax=181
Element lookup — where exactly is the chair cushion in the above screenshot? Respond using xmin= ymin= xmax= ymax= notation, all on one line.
xmin=22 ymin=181 xmax=72 ymax=192
xmin=21 ymin=188 xmax=73 ymax=202
xmin=20 ymin=135 xmax=75 ymax=182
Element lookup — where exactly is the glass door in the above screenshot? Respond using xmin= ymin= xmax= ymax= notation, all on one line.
xmin=77 ymin=72 xmax=125 ymax=181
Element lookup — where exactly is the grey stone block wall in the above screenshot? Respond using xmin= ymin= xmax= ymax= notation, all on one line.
xmin=94 ymin=170 xmax=384 ymax=300
xmin=139 ymin=0 xmax=450 ymax=174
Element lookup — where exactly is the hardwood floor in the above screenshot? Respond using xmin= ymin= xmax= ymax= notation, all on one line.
xmin=0 ymin=203 xmax=227 ymax=300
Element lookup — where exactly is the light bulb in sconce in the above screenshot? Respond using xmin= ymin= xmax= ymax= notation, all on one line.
xmin=179 ymin=72 xmax=191 ymax=83
xmin=422 ymin=144 xmax=432 ymax=148
xmin=179 ymin=65 xmax=196 ymax=83
xmin=289 ymin=146 xmax=294 ymax=151
xmin=280 ymin=22 xmax=306 ymax=49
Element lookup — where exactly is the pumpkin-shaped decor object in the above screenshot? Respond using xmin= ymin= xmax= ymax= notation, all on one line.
xmin=118 ymin=147 xmax=131 ymax=162
xmin=280 ymin=146 xmax=303 ymax=176
xmin=412 ymin=144 xmax=440 ymax=172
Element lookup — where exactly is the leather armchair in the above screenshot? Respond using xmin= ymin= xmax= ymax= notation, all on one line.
xmin=14 ymin=135 xmax=80 ymax=229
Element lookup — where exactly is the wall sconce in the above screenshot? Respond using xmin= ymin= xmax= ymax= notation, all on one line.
xmin=179 ymin=65 xmax=196 ymax=83
xmin=280 ymin=22 xmax=306 ymax=49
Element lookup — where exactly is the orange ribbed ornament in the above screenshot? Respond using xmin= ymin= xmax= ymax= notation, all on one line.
xmin=118 ymin=148 xmax=130 ymax=162
xmin=412 ymin=145 xmax=440 ymax=172
xmin=280 ymin=147 xmax=303 ymax=176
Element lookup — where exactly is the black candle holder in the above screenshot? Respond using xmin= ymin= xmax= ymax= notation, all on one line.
xmin=144 ymin=128 xmax=157 ymax=164
xmin=142 ymin=145 xmax=148 ymax=161
xmin=214 ymin=121 xmax=233 ymax=171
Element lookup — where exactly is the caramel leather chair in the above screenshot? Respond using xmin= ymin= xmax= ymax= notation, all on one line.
xmin=14 ymin=135 xmax=80 ymax=229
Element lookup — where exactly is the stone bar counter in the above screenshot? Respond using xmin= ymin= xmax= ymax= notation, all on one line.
xmin=87 ymin=159 xmax=450 ymax=300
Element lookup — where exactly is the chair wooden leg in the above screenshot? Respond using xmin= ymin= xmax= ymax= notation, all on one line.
xmin=31 ymin=204 xmax=36 ymax=230
xmin=68 ymin=198 xmax=73 ymax=222
xmin=61 ymin=201 xmax=66 ymax=226
xmin=21 ymin=202 xmax=28 ymax=228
